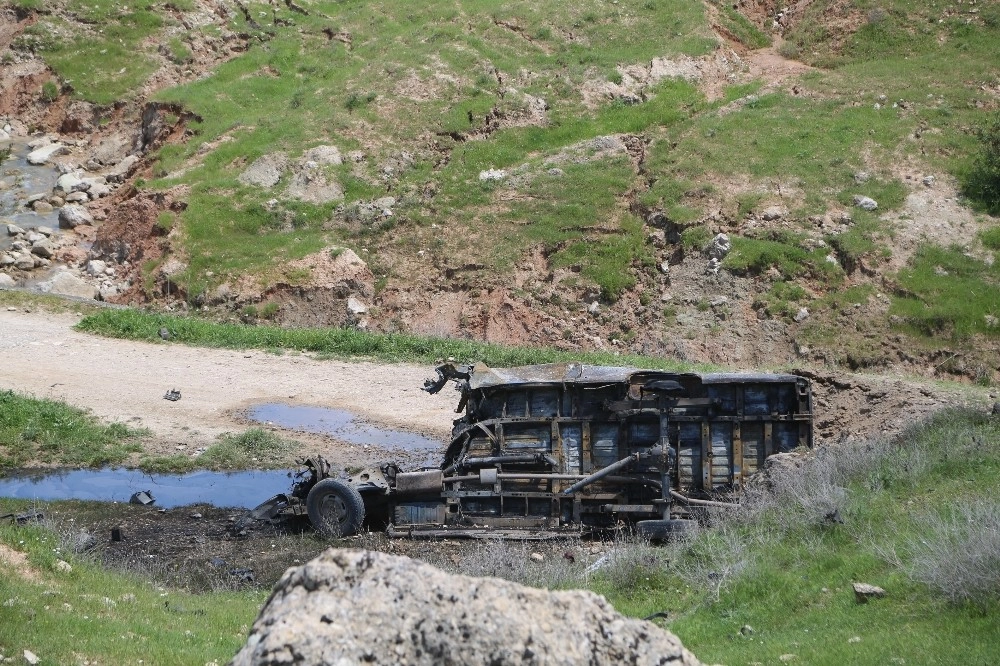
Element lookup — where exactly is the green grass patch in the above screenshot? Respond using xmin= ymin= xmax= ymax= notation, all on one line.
xmin=0 ymin=521 xmax=262 ymax=664
xmin=708 ymin=0 xmax=771 ymax=49
xmin=981 ymin=226 xmax=1000 ymax=251
xmin=890 ymin=244 xmax=1000 ymax=339
xmin=590 ymin=408 xmax=1000 ymax=664
xmin=0 ymin=391 xmax=146 ymax=469
xmin=138 ymin=428 xmax=294 ymax=473
xmin=74 ymin=308 xmax=703 ymax=371
xmin=723 ymin=232 xmax=839 ymax=281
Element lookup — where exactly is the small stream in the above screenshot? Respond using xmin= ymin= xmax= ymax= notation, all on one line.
xmin=0 ymin=468 xmax=293 ymax=509
xmin=0 ymin=140 xmax=62 ymax=243
xmin=0 ymin=405 xmax=445 ymax=509
xmin=245 ymin=403 xmax=443 ymax=452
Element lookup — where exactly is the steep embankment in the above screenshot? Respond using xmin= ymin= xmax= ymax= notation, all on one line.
xmin=0 ymin=0 xmax=997 ymax=383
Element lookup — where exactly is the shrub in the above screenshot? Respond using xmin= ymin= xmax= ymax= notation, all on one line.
xmin=962 ymin=112 xmax=1000 ymax=215
xmin=906 ymin=500 xmax=1000 ymax=609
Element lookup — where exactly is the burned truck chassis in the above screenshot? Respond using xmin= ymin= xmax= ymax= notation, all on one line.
xmin=243 ymin=363 xmax=813 ymax=539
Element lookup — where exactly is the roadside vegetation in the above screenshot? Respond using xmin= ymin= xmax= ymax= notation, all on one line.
xmin=0 ymin=391 xmax=146 ymax=469
xmin=2 ymin=408 xmax=997 ymax=664
xmin=75 ymin=308 xmax=703 ymax=371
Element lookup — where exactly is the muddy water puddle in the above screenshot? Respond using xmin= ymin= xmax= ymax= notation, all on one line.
xmin=0 ymin=468 xmax=293 ymax=509
xmin=246 ymin=403 xmax=443 ymax=453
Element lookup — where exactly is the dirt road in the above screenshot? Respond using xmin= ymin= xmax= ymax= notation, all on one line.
xmin=0 ymin=307 xmax=458 ymax=465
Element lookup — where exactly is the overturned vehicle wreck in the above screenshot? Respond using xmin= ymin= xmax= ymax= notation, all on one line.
xmin=245 ymin=363 xmax=813 ymax=538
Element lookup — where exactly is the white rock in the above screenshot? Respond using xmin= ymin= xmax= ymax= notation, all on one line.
xmin=23 ymin=649 xmax=40 ymax=665
xmin=86 ymin=259 xmax=108 ymax=276
xmin=478 ymin=168 xmax=506 ymax=182
xmin=347 ymin=296 xmax=367 ymax=315
xmin=706 ymin=233 xmax=731 ymax=260
xmin=54 ymin=560 xmax=72 ymax=573
xmin=761 ymin=206 xmax=785 ymax=221
xmin=0 ymin=274 xmax=15 ymax=287
xmin=793 ymin=307 xmax=809 ymax=323
xmin=37 ymin=271 xmax=98 ymax=299
xmin=56 ymin=172 xmax=88 ymax=193
xmin=6 ymin=224 xmax=24 ymax=236
xmin=59 ymin=205 xmax=94 ymax=229
xmin=26 ymin=143 xmax=68 ymax=165
xmin=852 ymin=195 xmax=878 ymax=211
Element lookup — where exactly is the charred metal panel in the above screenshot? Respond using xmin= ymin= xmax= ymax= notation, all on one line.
xmin=591 ymin=423 xmax=619 ymax=468
xmin=503 ymin=423 xmax=552 ymax=450
xmin=394 ymin=502 xmax=448 ymax=525
xmin=395 ymin=470 xmax=443 ymax=494
xmin=710 ymin=422 xmax=733 ymax=489
xmin=562 ymin=424 xmax=582 ymax=474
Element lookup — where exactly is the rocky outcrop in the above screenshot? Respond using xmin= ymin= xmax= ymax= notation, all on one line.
xmin=231 ymin=548 xmax=702 ymax=666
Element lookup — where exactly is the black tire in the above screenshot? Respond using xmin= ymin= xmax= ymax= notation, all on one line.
xmin=306 ymin=479 xmax=366 ymax=537
xmin=636 ymin=519 xmax=698 ymax=541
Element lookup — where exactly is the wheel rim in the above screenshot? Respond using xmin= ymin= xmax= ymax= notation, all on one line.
xmin=319 ymin=493 xmax=349 ymax=530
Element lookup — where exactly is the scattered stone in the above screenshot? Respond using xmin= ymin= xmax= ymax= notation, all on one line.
xmin=35 ymin=226 xmax=53 ymax=237
xmin=55 ymin=172 xmax=87 ymax=193
xmin=238 ymin=153 xmax=289 ymax=188
xmin=23 ymin=649 xmax=39 ymax=665
xmin=793 ymin=307 xmax=810 ymax=323
xmin=529 ymin=552 xmax=544 ymax=563
xmin=922 ymin=175 xmax=935 ymax=187
xmin=659 ymin=260 xmax=670 ymax=274
xmin=58 ymin=205 xmax=94 ymax=229
xmin=779 ymin=655 xmax=797 ymax=663
xmin=848 ymin=636 xmax=862 ymax=644
xmin=30 ymin=241 xmax=53 ymax=259
xmin=32 ymin=201 xmax=54 ymax=214
xmin=190 ymin=512 xmax=203 ymax=520
xmin=26 ymin=143 xmax=68 ymax=165
xmin=587 ymin=301 xmax=600 ymax=314
xmin=158 ymin=327 xmax=170 ymax=340
xmin=346 ymin=296 xmax=367 ymax=316
xmin=705 ymin=257 xmax=722 ymax=275
xmin=103 ymin=154 xmax=140 ymax=183
xmin=852 ymin=582 xmax=886 ymax=603
xmin=85 ymin=259 xmax=108 ymax=276
xmin=853 ymin=171 xmax=871 ymax=184
xmin=706 ymin=233 xmax=731 ymax=260
xmin=64 ymin=191 xmax=89 ymax=203
xmin=710 ymin=296 xmax=728 ymax=307
xmin=6 ymin=224 xmax=24 ymax=236
xmin=36 ymin=271 xmax=98 ymax=300
xmin=761 ymin=206 xmax=785 ymax=221
xmin=301 ymin=145 xmax=343 ymax=166
xmin=14 ymin=255 xmax=35 ymax=270
xmin=0 ymin=274 xmax=15 ymax=288
xmin=478 ymin=168 xmax=506 ymax=182
xmin=54 ymin=560 xmax=72 ymax=573
xmin=230 ymin=549 xmax=703 ymax=666
xmin=547 ymin=168 xmax=564 ymax=176
xmin=853 ymin=195 xmax=878 ymax=211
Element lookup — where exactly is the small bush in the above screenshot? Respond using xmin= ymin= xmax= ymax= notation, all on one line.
xmin=906 ymin=500 xmax=1000 ymax=609
xmin=962 ymin=113 xmax=1000 ymax=215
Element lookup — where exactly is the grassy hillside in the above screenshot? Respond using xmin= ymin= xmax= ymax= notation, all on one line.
xmin=4 ymin=0 xmax=999 ymax=372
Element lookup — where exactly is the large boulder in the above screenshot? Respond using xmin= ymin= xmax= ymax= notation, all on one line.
xmin=231 ymin=549 xmax=703 ymax=666
xmin=36 ymin=271 xmax=98 ymax=299
xmin=59 ymin=205 xmax=94 ymax=229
